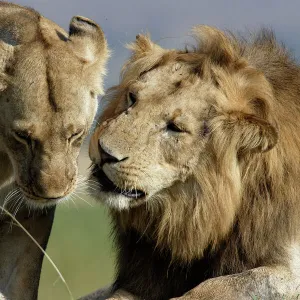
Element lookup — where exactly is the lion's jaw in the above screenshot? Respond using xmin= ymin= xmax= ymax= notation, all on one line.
xmin=90 ymin=63 xmax=215 ymax=210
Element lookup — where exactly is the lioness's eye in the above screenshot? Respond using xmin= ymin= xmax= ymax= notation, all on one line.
xmin=166 ymin=122 xmax=185 ymax=133
xmin=13 ymin=130 xmax=31 ymax=144
xmin=127 ymin=92 xmax=137 ymax=108
xmin=69 ymin=129 xmax=84 ymax=142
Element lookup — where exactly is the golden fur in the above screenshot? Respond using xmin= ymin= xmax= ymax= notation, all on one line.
xmin=0 ymin=1 xmax=109 ymax=206
xmin=0 ymin=2 xmax=109 ymax=300
xmin=89 ymin=26 xmax=300 ymax=299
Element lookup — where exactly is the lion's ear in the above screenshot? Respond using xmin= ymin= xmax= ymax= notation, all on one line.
xmin=68 ymin=16 xmax=108 ymax=63
xmin=127 ymin=34 xmax=163 ymax=59
xmin=193 ymin=25 xmax=240 ymax=66
xmin=235 ymin=114 xmax=278 ymax=154
xmin=212 ymin=111 xmax=278 ymax=155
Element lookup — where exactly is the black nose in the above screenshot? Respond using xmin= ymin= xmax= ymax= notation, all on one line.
xmin=99 ymin=144 xmax=127 ymax=165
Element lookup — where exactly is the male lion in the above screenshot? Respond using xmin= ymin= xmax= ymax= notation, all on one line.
xmin=87 ymin=27 xmax=300 ymax=300
xmin=0 ymin=2 xmax=108 ymax=299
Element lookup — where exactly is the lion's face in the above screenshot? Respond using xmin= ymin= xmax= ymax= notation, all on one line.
xmin=90 ymin=63 xmax=220 ymax=209
xmin=90 ymin=30 xmax=278 ymax=213
xmin=0 ymin=14 xmax=108 ymax=206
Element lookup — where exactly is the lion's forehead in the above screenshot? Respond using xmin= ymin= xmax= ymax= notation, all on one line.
xmin=134 ymin=66 xmax=216 ymax=116
xmin=139 ymin=63 xmax=192 ymax=87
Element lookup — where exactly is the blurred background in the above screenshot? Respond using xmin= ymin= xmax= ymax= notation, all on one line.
xmin=9 ymin=0 xmax=300 ymax=299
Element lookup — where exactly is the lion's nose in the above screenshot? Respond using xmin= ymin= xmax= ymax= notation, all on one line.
xmin=99 ymin=143 xmax=128 ymax=165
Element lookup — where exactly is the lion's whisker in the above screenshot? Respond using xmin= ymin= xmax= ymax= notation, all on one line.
xmin=69 ymin=196 xmax=79 ymax=211
xmin=72 ymin=192 xmax=94 ymax=207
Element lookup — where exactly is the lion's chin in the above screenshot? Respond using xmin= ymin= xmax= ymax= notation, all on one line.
xmin=92 ymin=190 xmax=149 ymax=211
xmin=90 ymin=165 xmax=147 ymax=210
xmin=93 ymin=190 xmax=132 ymax=210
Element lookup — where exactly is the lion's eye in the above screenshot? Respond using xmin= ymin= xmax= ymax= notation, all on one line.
xmin=90 ymin=91 xmax=96 ymax=98
xmin=167 ymin=122 xmax=185 ymax=133
xmin=127 ymin=92 xmax=137 ymax=108
xmin=13 ymin=130 xmax=31 ymax=144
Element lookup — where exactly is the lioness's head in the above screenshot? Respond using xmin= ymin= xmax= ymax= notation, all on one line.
xmin=0 ymin=7 xmax=108 ymax=206
xmin=90 ymin=27 xmax=278 ymax=212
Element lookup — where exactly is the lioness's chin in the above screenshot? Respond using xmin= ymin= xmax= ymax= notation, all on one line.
xmin=16 ymin=181 xmax=77 ymax=208
xmin=23 ymin=195 xmax=70 ymax=209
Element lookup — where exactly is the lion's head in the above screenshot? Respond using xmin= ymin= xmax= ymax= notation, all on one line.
xmin=90 ymin=27 xmax=282 ymax=260
xmin=0 ymin=4 xmax=109 ymax=207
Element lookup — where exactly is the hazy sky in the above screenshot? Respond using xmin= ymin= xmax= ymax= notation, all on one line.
xmin=12 ymin=0 xmax=300 ymax=89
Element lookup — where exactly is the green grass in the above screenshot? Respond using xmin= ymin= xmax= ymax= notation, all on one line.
xmin=38 ymin=202 xmax=115 ymax=300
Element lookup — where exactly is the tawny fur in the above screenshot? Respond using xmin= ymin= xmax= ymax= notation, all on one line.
xmin=0 ymin=1 xmax=109 ymax=205
xmin=0 ymin=2 xmax=109 ymax=300
xmin=88 ymin=27 xmax=300 ymax=299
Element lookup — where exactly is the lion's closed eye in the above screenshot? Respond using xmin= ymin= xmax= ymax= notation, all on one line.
xmin=166 ymin=122 xmax=186 ymax=133
xmin=127 ymin=92 xmax=137 ymax=109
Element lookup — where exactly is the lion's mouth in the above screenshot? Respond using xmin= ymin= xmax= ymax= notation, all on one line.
xmin=92 ymin=165 xmax=146 ymax=199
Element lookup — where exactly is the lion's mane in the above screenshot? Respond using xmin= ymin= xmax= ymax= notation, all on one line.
xmin=100 ymin=28 xmax=300 ymax=299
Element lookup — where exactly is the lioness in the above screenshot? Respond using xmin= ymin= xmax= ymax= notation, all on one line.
xmin=0 ymin=2 xmax=108 ymax=299
xmin=87 ymin=27 xmax=300 ymax=299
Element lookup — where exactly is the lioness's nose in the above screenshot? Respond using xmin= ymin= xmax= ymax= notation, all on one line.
xmin=32 ymin=170 xmax=71 ymax=199
xmin=99 ymin=143 xmax=128 ymax=165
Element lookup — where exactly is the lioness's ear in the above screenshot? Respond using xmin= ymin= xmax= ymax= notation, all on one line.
xmin=193 ymin=25 xmax=240 ymax=66
xmin=68 ymin=16 xmax=108 ymax=63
